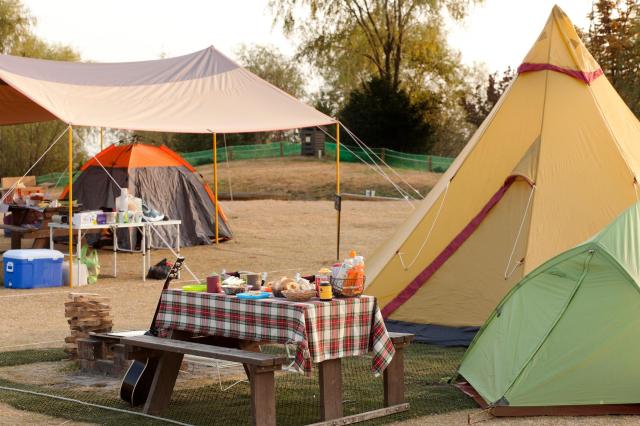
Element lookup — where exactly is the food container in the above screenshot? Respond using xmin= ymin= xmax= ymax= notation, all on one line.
xmin=72 ymin=211 xmax=100 ymax=226
xmin=331 ymin=276 xmax=366 ymax=297
xmin=245 ymin=273 xmax=261 ymax=290
xmin=96 ymin=213 xmax=107 ymax=225
xmin=117 ymin=211 xmax=128 ymax=223
xmin=104 ymin=212 xmax=117 ymax=224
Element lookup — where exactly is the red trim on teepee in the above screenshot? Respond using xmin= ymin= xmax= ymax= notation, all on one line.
xmin=382 ymin=176 xmax=519 ymax=318
xmin=517 ymin=63 xmax=604 ymax=84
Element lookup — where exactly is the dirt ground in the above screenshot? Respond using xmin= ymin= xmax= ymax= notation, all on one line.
xmin=0 ymin=403 xmax=90 ymax=425
xmin=393 ymin=410 xmax=640 ymax=425
xmin=0 ymin=199 xmax=414 ymax=349
xmin=198 ymin=156 xmax=438 ymax=199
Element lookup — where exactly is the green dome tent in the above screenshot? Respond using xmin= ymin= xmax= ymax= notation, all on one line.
xmin=456 ymin=201 xmax=640 ymax=416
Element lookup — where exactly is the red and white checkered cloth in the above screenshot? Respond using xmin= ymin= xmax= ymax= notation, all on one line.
xmin=155 ymin=290 xmax=395 ymax=375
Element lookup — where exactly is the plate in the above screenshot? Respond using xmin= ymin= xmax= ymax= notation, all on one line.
xmin=236 ymin=291 xmax=271 ymax=300
xmin=182 ymin=284 xmax=207 ymax=292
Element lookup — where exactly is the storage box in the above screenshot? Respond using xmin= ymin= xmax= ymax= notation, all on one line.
xmin=3 ymin=249 xmax=64 ymax=289
xmin=62 ymin=261 xmax=88 ymax=287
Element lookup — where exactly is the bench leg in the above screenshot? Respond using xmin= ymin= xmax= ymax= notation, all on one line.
xmin=32 ymin=237 xmax=49 ymax=249
xmin=384 ymin=344 xmax=407 ymax=406
xmin=249 ymin=366 xmax=276 ymax=426
xmin=10 ymin=233 xmax=22 ymax=249
xmin=319 ymin=358 xmax=343 ymax=420
xmin=143 ymin=351 xmax=184 ymax=415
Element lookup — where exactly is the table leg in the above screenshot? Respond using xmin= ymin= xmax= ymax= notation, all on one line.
xmin=142 ymin=351 xmax=184 ymax=415
xmin=77 ymin=227 xmax=81 ymax=258
xmin=141 ymin=225 xmax=146 ymax=281
xmin=49 ymin=227 xmax=53 ymax=249
xmin=176 ymin=223 xmax=181 ymax=279
xmin=319 ymin=358 xmax=343 ymax=420
xmin=249 ymin=365 xmax=277 ymax=426
xmin=113 ymin=227 xmax=117 ymax=277
xmin=384 ymin=344 xmax=406 ymax=406
xmin=147 ymin=225 xmax=151 ymax=275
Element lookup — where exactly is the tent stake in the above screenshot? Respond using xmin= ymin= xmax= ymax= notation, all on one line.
xmin=68 ymin=125 xmax=74 ymax=288
xmin=213 ymin=132 xmax=219 ymax=244
xmin=336 ymin=122 xmax=341 ymax=261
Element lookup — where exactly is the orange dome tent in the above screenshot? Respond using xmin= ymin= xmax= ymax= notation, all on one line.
xmin=60 ymin=143 xmax=232 ymax=246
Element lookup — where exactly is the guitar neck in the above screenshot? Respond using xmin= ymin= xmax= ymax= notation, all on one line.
xmin=149 ymin=257 xmax=185 ymax=334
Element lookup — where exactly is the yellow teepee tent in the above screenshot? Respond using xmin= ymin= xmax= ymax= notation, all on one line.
xmin=365 ymin=5 xmax=640 ymax=343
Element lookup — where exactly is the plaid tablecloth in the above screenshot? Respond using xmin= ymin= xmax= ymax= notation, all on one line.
xmin=155 ymin=290 xmax=395 ymax=375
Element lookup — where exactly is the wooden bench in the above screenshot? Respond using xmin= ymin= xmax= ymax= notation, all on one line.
xmin=121 ymin=334 xmax=286 ymax=426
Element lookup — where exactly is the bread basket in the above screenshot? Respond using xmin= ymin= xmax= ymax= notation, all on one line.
xmin=282 ymin=289 xmax=316 ymax=302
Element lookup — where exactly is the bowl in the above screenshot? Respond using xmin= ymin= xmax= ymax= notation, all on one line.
xmin=282 ymin=289 xmax=316 ymax=302
xmin=222 ymin=285 xmax=245 ymax=295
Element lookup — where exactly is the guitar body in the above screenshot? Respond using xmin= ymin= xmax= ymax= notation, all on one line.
xmin=119 ymin=256 xmax=184 ymax=407
xmin=119 ymin=356 xmax=159 ymax=406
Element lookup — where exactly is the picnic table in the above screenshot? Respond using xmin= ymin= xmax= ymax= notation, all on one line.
xmin=48 ymin=220 xmax=181 ymax=280
xmin=125 ymin=289 xmax=411 ymax=424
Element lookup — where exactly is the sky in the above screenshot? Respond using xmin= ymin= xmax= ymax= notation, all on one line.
xmin=23 ymin=0 xmax=593 ymax=73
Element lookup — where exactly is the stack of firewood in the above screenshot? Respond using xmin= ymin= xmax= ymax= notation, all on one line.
xmin=64 ymin=293 xmax=113 ymax=358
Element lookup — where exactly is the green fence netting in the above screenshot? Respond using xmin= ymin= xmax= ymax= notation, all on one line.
xmin=36 ymin=171 xmax=81 ymax=187
xmin=180 ymin=141 xmax=301 ymax=166
xmin=0 ymin=344 xmax=473 ymax=425
xmin=36 ymin=142 xmax=453 ymax=187
xmin=323 ymin=142 xmax=454 ymax=173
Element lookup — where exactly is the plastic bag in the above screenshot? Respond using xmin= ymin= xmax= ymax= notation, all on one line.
xmin=147 ymin=258 xmax=171 ymax=280
xmin=80 ymin=245 xmax=100 ymax=284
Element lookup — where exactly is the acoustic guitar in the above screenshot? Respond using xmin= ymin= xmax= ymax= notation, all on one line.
xmin=120 ymin=256 xmax=185 ymax=406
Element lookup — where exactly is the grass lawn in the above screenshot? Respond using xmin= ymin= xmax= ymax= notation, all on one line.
xmin=0 ymin=344 xmax=473 ymax=425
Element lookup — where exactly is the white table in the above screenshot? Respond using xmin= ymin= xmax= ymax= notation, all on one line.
xmin=48 ymin=220 xmax=181 ymax=281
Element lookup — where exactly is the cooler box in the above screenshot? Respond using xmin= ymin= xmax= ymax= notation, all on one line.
xmin=3 ymin=249 xmax=64 ymax=289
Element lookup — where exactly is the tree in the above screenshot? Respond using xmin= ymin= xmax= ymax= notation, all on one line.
xmin=271 ymin=0 xmax=477 ymax=90
xmin=0 ymin=1 xmax=84 ymax=178
xmin=339 ymin=77 xmax=433 ymax=153
xmin=462 ymin=67 xmax=514 ymax=127
xmin=237 ymin=44 xmax=306 ymax=98
xmin=0 ymin=0 xmax=32 ymax=54
xmin=270 ymin=0 xmax=479 ymax=154
xmin=583 ymin=0 xmax=640 ymax=116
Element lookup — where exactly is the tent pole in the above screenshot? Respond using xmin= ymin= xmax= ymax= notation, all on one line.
xmin=100 ymin=127 xmax=104 ymax=151
xmin=213 ymin=132 xmax=219 ymax=244
xmin=68 ymin=125 xmax=74 ymax=288
xmin=336 ymin=122 xmax=341 ymax=261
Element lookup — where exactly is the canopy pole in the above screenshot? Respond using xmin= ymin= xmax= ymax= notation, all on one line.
xmin=213 ymin=132 xmax=219 ymax=244
xmin=68 ymin=125 xmax=74 ymax=288
xmin=100 ymin=127 xmax=104 ymax=151
xmin=336 ymin=122 xmax=341 ymax=261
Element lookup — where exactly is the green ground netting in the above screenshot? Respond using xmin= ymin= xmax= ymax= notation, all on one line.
xmin=0 ymin=344 xmax=472 ymax=425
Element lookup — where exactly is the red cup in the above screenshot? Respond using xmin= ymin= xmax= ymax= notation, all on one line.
xmin=207 ymin=275 xmax=221 ymax=293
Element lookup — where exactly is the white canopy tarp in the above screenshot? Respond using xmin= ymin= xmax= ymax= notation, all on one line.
xmin=0 ymin=46 xmax=335 ymax=133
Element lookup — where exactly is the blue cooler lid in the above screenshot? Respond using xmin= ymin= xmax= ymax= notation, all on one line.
xmin=3 ymin=249 xmax=64 ymax=260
